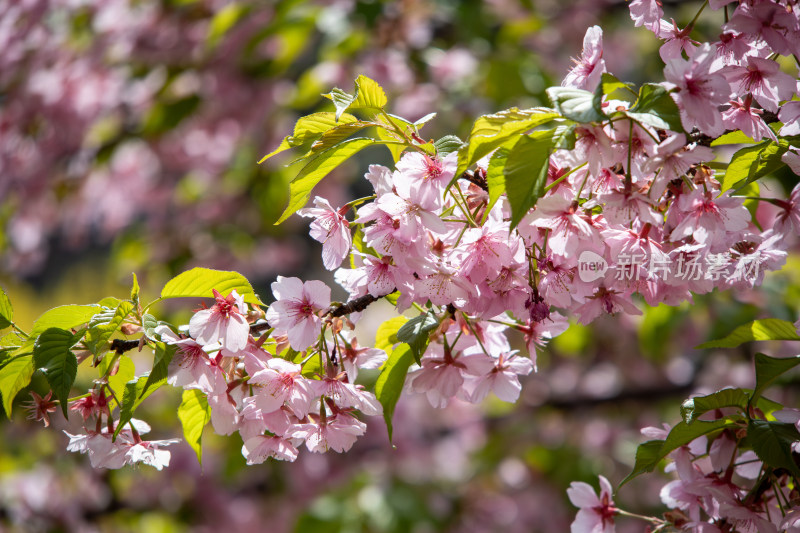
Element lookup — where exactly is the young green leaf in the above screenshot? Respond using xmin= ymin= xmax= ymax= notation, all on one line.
xmin=351 ymin=75 xmax=388 ymax=113
xmin=84 ymin=301 xmax=135 ymax=356
xmin=0 ymin=287 xmax=12 ymax=330
xmin=258 ymin=112 xmax=360 ymax=163
xmin=696 ymin=318 xmax=800 ymax=349
xmin=626 ymin=83 xmax=684 ymax=132
xmin=323 ymin=88 xmax=357 ymax=121
xmin=396 ymin=310 xmax=439 ymax=363
xmin=104 ymin=356 xmax=136 ymax=410
xmin=275 ymin=138 xmax=400 ymax=224
xmin=546 ymin=87 xmax=605 ymax=123
xmin=751 ymin=353 xmax=800 ymax=405
xmin=114 ymin=373 xmax=166 ymax=440
xmin=485 ymin=145 xmax=511 ymax=214
xmin=130 ymin=273 xmax=140 ymax=306
xmin=433 ymin=135 xmax=463 ymax=157
xmin=179 ymin=389 xmax=211 ymax=465
xmin=503 ymin=129 xmax=557 ymax=229
xmin=33 ymin=328 xmax=79 ymax=417
xmin=141 ymin=342 xmax=176 ymax=399
xmin=374 ymin=316 xmax=409 ymax=353
xmin=721 ymin=140 xmax=789 ymax=193
xmin=375 ymin=343 xmax=415 ymax=442
xmin=619 ymin=439 xmax=664 ymax=487
xmin=456 ymin=107 xmax=559 ymax=178
xmin=160 ymin=267 xmax=262 ymax=306
xmin=746 ymin=420 xmax=800 ymax=478
xmin=680 ymin=388 xmax=749 ymax=424
xmin=0 ymin=355 xmax=34 ymax=418
xmin=29 ymin=305 xmax=102 ymax=339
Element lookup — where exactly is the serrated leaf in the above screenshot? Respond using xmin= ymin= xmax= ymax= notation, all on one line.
xmin=309 ymin=121 xmax=374 ymax=153
xmin=414 ymin=112 xmax=437 ymax=127
xmin=619 ymin=439 xmax=664 ymax=486
xmin=627 ymin=83 xmax=683 ymax=132
xmin=85 ymin=301 xmax=134 ymax=355
xmin=142 ymin=313 xmax=159 ymax=339
xmin=681 ymin=388 xmax=749 ymax=424
xmin=455 ymin=107 xmax=560 ymax=177
xmin=711 ymin=124 xmax=782 ymax=146
xmin=375 ymin=316 xmax=409 ymax=353
xmin=114 ymin=373 xmax=165 ymax=440
xmin=396 ymin=310 xmax=438 ymax=364
xmin=29 ymin=305 xmax=102 ymax=339
xmin=504 ymin=129 xmax=557 ymax=229
xmin=0 ymin=287 xmax=12 ymax=330
xmin=323 ymin=88 xmax=357 ymax=121
xmin=33 ymin=328 xmax=78 ymax=417
xmin=0 ymin=355 xmax=34 ymax=418
xmin=546 ymin=87 xmax=605 ymax=123
xmin=160 ymin=267 xmax=262 ymax=306
xmin=596 ymin=73 xmax=636 ymax=103
xmin=141 ymin=343 xmax=175 ymax=399
xmin=697 ymin=318 xmax=800 ymax=349
xmin=275 ymin=138 xmax=397 ymax=224
xmin=179 ymin=389 xmax=211 ymax=465
xmin=747 ymin=420 xmax=800 ymax=478
xmin=375 ymin=343 xmax=415 ymax=442
xmin=752 ymin=353 xmax=800 ymax=405
xmin=722 ymin=140 xmax=788 ymax=193
xmin=485 ymin=144 xmax=511 ymax=214
xmin=375 ymin=126 xmax=407 ymax=163
xmin=620 ymin=418 xmax=736 ymax=486
xmin=351 ymin=75 xmax=387 ymax=113
xmin=433 ymin=135 xmax=463 ymax=157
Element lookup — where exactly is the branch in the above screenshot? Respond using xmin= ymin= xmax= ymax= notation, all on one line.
xmin=329 ymin=291 xmax=396 ymax=318
xmin=688 ymin=111 xmax=779 ymax=147
xmin=460 ymin=169 xmax=488 ymax=191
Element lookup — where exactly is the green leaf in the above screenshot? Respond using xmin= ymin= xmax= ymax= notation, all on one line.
xmin=396 ymin=310 xmax=439 ymax=364
xmin=160 ymin=267 xmax=262 ymax=306
xmin=504 ymin=129 xmax=557 ymax=229
xmin=33 ymin=328 xmax=78 ymax=417
xmin=721 ymin=140 xmax=788 ymax=193
xmin=130 ymin=273 xmax=140 ymax=306
xmin=84 ymin=301 xmax=134 ymax=355
xmin=696 ymin=318 xmax=800 ymax=349
xmin=433 ymin=135 xmax=463 ymax=156
xmin=485 ymin=145 xmax=511 ymax=214
xmin=375 ymin=343 xmax=415 ymax=442
xmin=351 ymin=75 xmax=387 ymax=113
xmin=0 ymin=355 xmax=34 ymax=418
xmin=323 ymin=88 xmax=357 ymax=121
xmin=104 ymin=356 xmax=136 ymax=410
xmin=626 ymin=83 xmax=684 ymax=132
xmin=456 ymin=107 xmax=559 ymax=177
xmin=0 ymin=287 xmax=12 ymax=330
xmin=374 ymin=316 xmax=409 ymax=353
xmin=308 ymin=121 xmax=374 ymax=154
xmin=258 ymin=112 xmax=359 ymax=163
xmin=747 ymin=420 xmax=800 ymax=478
xmin=141 ymin=343 xmax=176 ymax=399
xmin=752 ymin=353 xmax=800 ymax=405
xmin=596 ymin=73 xmax=636 ymax=103
xmin=275 ymin=138 xmax=395 ymax=224
xmin=114 ymin=373 xmax=165 ymax=440
xmin=681 ymin=388 xmax=749 ymax=424
xmin=29 ymin=305 xmax=102 ymax=339
xmin=179 ymin=389 xmax=211 ymax=465
xmin=620 ymin=419 xmax=736 ymax=486
xmin=142 ymin=313 xmax=159 ymax=339
xmin=207 ymin=2 xmax=249 ymax=48
xmin=619 ymin=439 xmax=664 ymax=486
xmin=711 ymin=124 xmax=782 ymax=146
xmin=546 ymin=87 xmax=605 ymax=123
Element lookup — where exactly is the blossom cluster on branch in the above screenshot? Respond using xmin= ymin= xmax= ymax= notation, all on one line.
xmin=1 ymin=0 xmax=800 ymax=531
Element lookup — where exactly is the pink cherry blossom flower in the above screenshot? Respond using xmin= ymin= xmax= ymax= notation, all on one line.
xmin=311 ymin=373 xmax=382 ymax=416
xmin=157 ymin=325 xmax=220 ymax=393
xmin=596 ymin=188 xmax=660 ymax=226
xmin=335 ymin=332 xmax=387 ymax=382
xmin=526 ymin=195 xmax=601 ymax=259
xmin=265 ymin=276 xmax=331 ymax=352
xmin=189 ymin=289 xmax=250 ymax=352
xmin=125 ymin=439 xmax=181 ymax=471
xmin=628 ymin=0 xmax=663 ymax=34
xmin=242 ymin=435 xmax=299 ymax=464
xmin=722 ymin=96 xmax=777 ymax=142
xmin=773 ymin=182 xmax=800 ymax=237
xmin=647 ymin=134 xmax=715 ymax=199
xmin=406 ymin=345 xmax=494 ymax=407
xmin=567 ymin=475 xmax=616 ymax=533
xmin=721 ymin=57 xmax=796 ymax=113
xmin=69 ymin=389 xmax=110 ymax=422
xmin=657 ymin=19 xmax=699 ymax=62
xmin=298 ymin=196 xmax=352 ymax=271
xmin=394 ymin=151 xmax=457 ymax=207
xmin=465 ymin=352 xmax=534 ymax=403
xmin=290 ymin=412 xmax=367 ymax=453
xmin=25 ymin=391 xmax=58 ymax=427
xmin=779 ymin=101 xmax=800 ymax=136
xmin=724 ymin=1 xmax=799 ymax=56
xmin=669 ymin=188 xmax=751 ymax=250
xmin=664 ymin=44 xmax=731 ymax=136
xmin=249 ymin=358 xmax=315 ymax=418
xmin=562 ymin=26 xmax=606 ymax=92
xmin=521 ymin=312 xmax=570 ymax=360
xmin=575 ymin=287 xmax=642 ymax=324
xmin=364 ymin=164 xmax=394 ymax=196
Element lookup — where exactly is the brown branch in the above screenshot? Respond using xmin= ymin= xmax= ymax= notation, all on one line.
xmin=460 ymin=169 xmax=488 ymax=191
xmin=329 ymin=290 xmax=396 ymax=318
xmin=110 ymin=339 xmax=140 ymax=354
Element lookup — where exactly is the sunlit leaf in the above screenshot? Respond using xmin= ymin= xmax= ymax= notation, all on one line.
xmin=396 ymin=310 xmax=438 ymax=364
xmin=0 ymin=355 xmax=34 ymax=418
xmin=681 ymin=388 xmax=749 ymax=424
xmin=0 ymin=287 xmax=12 ymax=330
xmin=503 ymin=129 xmax=557 ymax=229
xmin=33 ymin=328 xmax=78 ymax=417
xmin=374 ymin=316 xmax=409 ymax=353
xmin=160 ymin=267 xmax=262 ymax=306
xmin=722 ymin=140 xmax=789 ymax=193
xmin=179 ymin=389 xmax=211 ymax=465
xmin=375 ymin=343 xmax=415 ymax=442
xmin=696 ymin=318 xmax=800 ymax=349
xmin=546 ymin=87 xmax=605 ymax=123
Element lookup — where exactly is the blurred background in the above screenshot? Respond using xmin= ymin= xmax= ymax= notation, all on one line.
xmin=1 ymin=0 xmax=799 ymax=531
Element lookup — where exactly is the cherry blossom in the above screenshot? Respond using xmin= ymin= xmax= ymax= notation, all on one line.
xmin=299 ymin=196 xmax=352 ymax=271
xmin=567 ymin=475 xmax=616 ymax=533
xmin=189 ymin=289 xmax=250 ymax=352
xmin=265 ymin=276 xmax=331 ymax=352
